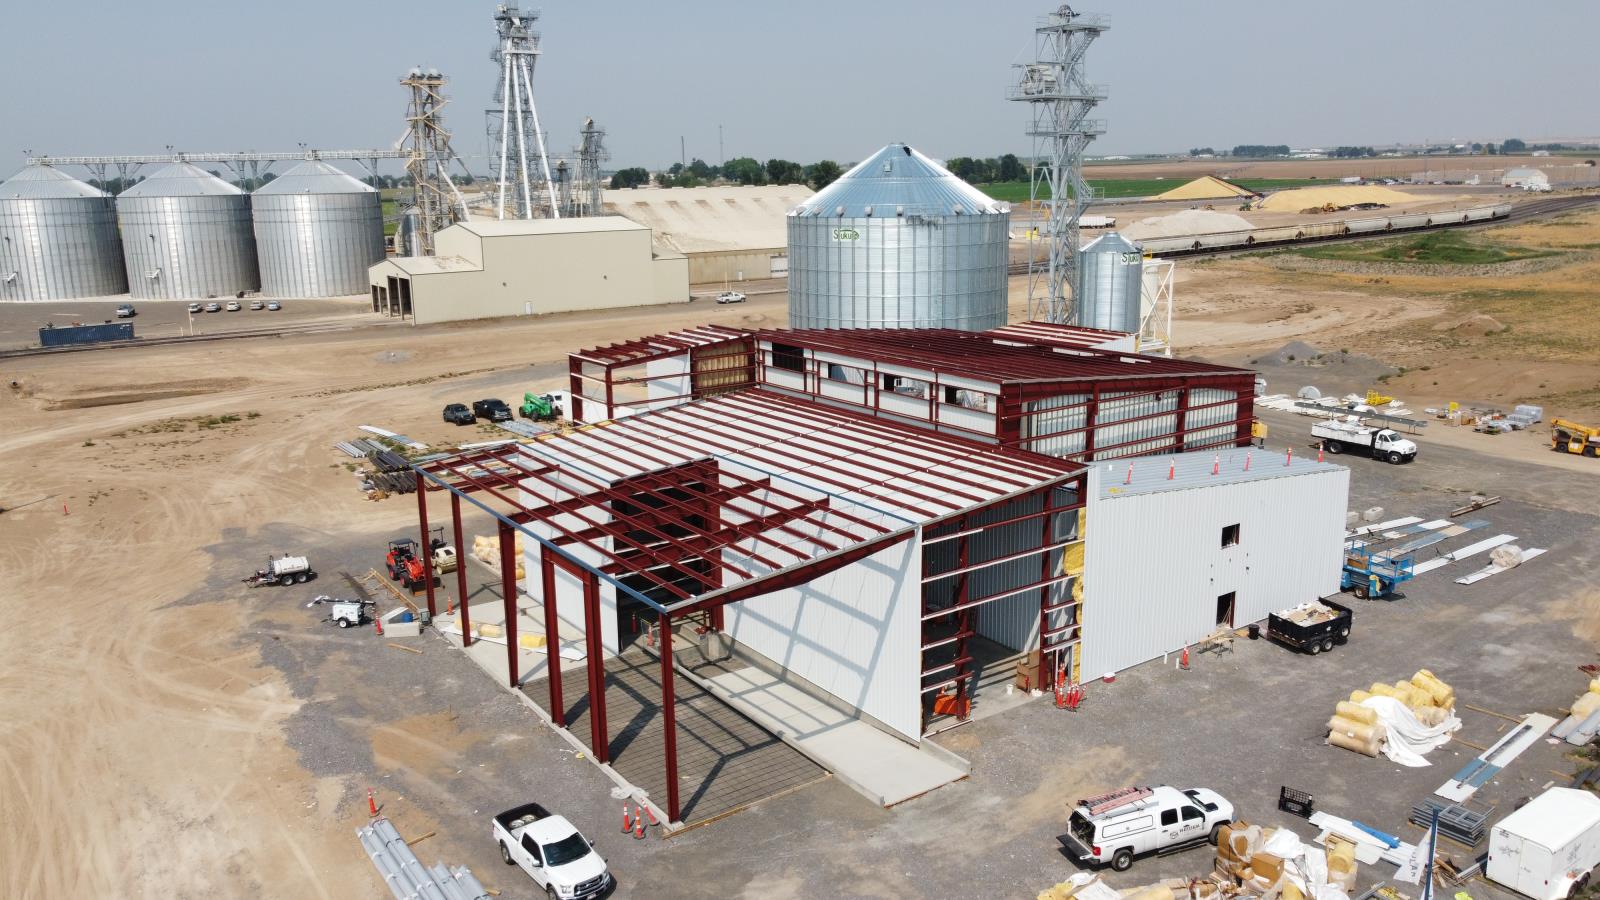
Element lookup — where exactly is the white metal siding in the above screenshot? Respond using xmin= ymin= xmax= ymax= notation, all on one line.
xmin=723 ymin=537 xmax=923 ymax=740
xmin=1080 ymin=464 xmax=1348 ymax=677
xmin=971 ymin=493 xmax=1047 ymax=650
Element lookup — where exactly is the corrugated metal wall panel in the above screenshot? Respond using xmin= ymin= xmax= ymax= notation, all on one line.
xmin=1022 ymin=393 xmax=1089 ymax=457
xmin=971 ymin=493 xmax=1046 ymax=650
xmin=723 ymin=537 xmax=923 ymax=740
xmin=1184 ymin=388 xmax=1240 ymax=450
xmin=1080 ymin=465 xmax=1348 ymax=678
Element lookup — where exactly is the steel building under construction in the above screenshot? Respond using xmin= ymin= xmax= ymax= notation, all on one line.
xmin=406 ymin=322 xmax=1346 ymax=826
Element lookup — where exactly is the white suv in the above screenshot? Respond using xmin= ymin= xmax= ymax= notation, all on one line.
xmin=1062 ymin=786 xmax=1234 ymax=872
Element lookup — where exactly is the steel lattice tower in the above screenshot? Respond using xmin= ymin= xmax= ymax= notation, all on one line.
xmin=400 ymin=67 xmax=470 ymax=256
xmin=489 ymin=4 xmax=558 ymax=219
xmin=576 ymin=117 xmax=609 ymax=217
xmin=1008 ymin=6 xmax=1108 ymax=324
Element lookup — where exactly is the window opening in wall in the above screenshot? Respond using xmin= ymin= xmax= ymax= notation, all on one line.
xmin=770 ymin=343 xmax=805 ymax=373
xmin=1221 ymin=523 xmax=1240 ymax=547
xmin=1215 ymin=591 xmax=1235 ymax=627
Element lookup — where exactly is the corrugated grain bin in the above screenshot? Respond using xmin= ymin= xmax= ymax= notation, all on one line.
xmin=252 ymin=160 xmax=384 ymax=297
xmin=1076 ymin=232 xmax=1143 ymax=333
xmin=117 ymin=162 xmax=259 ymax=300
xmin=788 ymin=143 xmax=1009 ymax=332
xmin=0 ymin=166 xmax=128 ymax=300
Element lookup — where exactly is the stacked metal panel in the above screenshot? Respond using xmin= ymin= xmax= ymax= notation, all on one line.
xmin=1075 ymin=232 xmax=1143 ymax=333
xmin=252 ymin=160 xmax=385 ymax=297
xmin=0 ymin=166 xmax=128 ymax=300
xmin=117 ymin=162 xmax=260 ymax=299
xmin=787 ymin=144 xmax=1009 ymax=332
xmin=356 ymin=817 xmax=490 ymax=900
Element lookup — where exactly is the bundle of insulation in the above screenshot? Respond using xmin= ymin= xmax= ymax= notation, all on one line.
xmin=1038 ymin=872 xmax=1122 ymax=900
xmin=1215 ymin=822 xmax=1352 ymax=900
xmin=1329 ymin=670 xmax=1457 ymax=761
xmin=471 ymin=533 xmax=526 ymax=579
xmin=1551 ymin=680 xmax=1600 ymax=745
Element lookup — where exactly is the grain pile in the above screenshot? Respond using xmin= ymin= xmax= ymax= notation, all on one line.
xmin=1254 ymin=185 xmax=1418 ymax=211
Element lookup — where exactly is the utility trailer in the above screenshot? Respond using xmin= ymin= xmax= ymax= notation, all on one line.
xmin=1487 ymin=787 xmax=1600 ymax=900
xmin=242 ymin=555 xmax=315 ymax=587
xmin=1267 ymin=598 xmax=1352 ymax=654
xmin=1341 ymin=544 xmax=1414 ymax=600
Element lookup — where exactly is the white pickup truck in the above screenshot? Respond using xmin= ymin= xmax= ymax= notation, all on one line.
xmin=1313 ymin=419 xmax=1418 ymax=464
xmin=492 ymin=802 xmax=611 ymax=899
xmin=1062 ymin=786 xmax=1234 ymax=872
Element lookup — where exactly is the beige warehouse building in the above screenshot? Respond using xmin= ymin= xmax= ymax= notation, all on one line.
xmin=367 ymin=217 xmax=688 ymax=325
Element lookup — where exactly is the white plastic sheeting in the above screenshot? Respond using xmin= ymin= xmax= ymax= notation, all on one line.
xmin=1360 ymin=695 xmax=1460 ymax=767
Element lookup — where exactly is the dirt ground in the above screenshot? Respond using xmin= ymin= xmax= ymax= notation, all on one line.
xmin=2 ymin=200 xmax=1598 ymax=896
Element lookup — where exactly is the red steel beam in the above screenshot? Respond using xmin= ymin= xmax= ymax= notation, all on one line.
xmin=582 ymin=572 xmax=609 ymax=763
xmin=542 ymin=552 xmax=564 ymax=726
xmin=665 ymin=529 xmax=914 ymax=618
xmin=416 ymin=471 xmax=437 ymax=617
xmin=498 ymin=522 xmax=520 ymax=688
xmin=451 ymin=492 xmax=471 ymax=647
xmin=659 ymin=612 xmax=680 ymax=823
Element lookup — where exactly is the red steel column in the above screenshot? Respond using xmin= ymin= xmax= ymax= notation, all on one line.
xmin=416 ymin=472 xmax=437 ymax=617
xmin=660 ymin=611 xmax=681 ymax=823
xmin=498 ymin=523 xmax=520 ymax=688
xmin=1038 ymin=487 xmax=1057 ymax=691
xmin=542 ymin=553 xmax=564 ymax=726
xmin=568 ymin=357 xmax=585 ymax=422
xmin=451 ymin=492 xmax=471 ymax=647
xmin=583 ymin=572 xmax=609 ymax=763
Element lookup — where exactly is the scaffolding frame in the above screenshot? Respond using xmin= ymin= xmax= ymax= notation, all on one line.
xmin=400 ymin=68 xmax=472 ymax=256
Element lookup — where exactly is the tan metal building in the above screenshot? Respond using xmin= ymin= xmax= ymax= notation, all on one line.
xmin=367 ymin=216 xmax=688 ymax=325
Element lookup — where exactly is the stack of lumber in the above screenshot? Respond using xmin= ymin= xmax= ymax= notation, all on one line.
xmin=1330 ymin=670 xmax=1455 ymax=757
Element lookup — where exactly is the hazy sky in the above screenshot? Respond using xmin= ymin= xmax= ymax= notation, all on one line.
xmin=5 ymin=0 xmax=1596 ymax=176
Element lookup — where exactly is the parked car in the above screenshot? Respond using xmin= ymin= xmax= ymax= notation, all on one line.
xmin=187 ymin=302 xmax=202 ymax=314
xmin=473 ymin=398 xmax=513 ymax=422
xmin=265 ymin=301 xmax=281 ymax=311
xmin=492 ymin=803 xmax=611 ymax=899
xmin=114 ymin=304 xmax=136 ymax=318
xmin=225 ymin=300 xmax=242 ymax=312
xmin=443 ymin=403 xmax=476 ymax=426
xmin=204 ymin=302 xmax=222 ymax=313
xmin=716 ymin=290 xmax=747 ymax=305
xmin=1061 ymin=786 xmax=1234 ymax=872
xmin=249 ymin=299 xmax=264 ymax=310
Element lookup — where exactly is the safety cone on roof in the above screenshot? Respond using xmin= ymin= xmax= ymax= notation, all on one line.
xmin=1286 ymin=447 xmax=1293 ymax=466
xmin=1167 ymin=462 xmax=1175 ymax=480
xmin=1211 ymin=455 xmax=1220 ymax=476
xmin=1124 ymin=463 xmax=1133 ymax=484
xmin=1245 ymin=452 xmax=1252 ymax=471
xmin=1318 ymin=446 xmax=1324 ymax=463
xmin=621 ymin=803 xmax=633 ymax=833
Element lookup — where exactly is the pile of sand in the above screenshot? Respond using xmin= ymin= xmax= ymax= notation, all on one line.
xmin=1432 ymin=313 xmax=1507 ymax=336
xmin=1255 ymin=185 xmax=1418 ymax=211
xmin=1121 ymin=209 xmax=1255 ymax=240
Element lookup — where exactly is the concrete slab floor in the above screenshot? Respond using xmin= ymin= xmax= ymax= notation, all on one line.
xmin=233 ymin=420 xmax=1599 ymax=898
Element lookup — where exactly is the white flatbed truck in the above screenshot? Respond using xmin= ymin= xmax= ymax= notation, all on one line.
xmin=1313 ymin=419 xmax=1418 ymax=464
xmin=492 ymin=802 xmax=611 ymax=899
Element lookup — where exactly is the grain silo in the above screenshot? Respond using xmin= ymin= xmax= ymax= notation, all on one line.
xmin=1075 ymin=231 xmax=1143 ymax=333
xmin=0 ymin=166 xmax=128 ymax=301
xmin=117 ymin=162 xmax=259 ymax=300
xmin=252 ymin=160 xmax=385 ymax=297
xmin=787 ymin=143 xmax=1009 ymax=331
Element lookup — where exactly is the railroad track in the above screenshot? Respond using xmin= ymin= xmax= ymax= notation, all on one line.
xmin=1006 ymin=193 xmax=1600 ymax=271
xmin=0 ymin=316 xmax=406 ymax=360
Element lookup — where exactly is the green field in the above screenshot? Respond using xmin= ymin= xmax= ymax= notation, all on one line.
xmin=978 ymin=177 xmax=1329 ymax=203
xmin=1296 ymin=231 xmax=1559 ymax=265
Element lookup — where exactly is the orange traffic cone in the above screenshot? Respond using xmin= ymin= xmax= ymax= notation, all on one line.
xmin=367 ymin=788 xmax=378 ymax=817
xmin=621 ymin=803 xmax=632 ymax=834
xmin=1167 ymin=462 xmax=1175 ymax=480
xmin=1286 ymin=447 xmax=1293 ymax=466
xmin=642 ymin=802 xmax=659 ymax=827
xmin=633 ymin=805 xmax=647 ymax=839
xmin=1180 ymin=646 xmax=1190 ymax=670
xmin=1211 ymin=455 xmax=1220 ymax=475
xmin=375 ymin=617 xmax=384 ymax=636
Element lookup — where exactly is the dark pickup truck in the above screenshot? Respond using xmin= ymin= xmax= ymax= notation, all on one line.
xmin=473 ymin=398 xmax=513 ymax=422
xmin=1266 ymin=598 xmax=1352 ymax=655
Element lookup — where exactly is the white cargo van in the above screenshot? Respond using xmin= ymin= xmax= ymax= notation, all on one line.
xmin=1487 ymin=787 xmax=1600 ymax=900
xmin=1062 ymin=786 xmax=1234 ymax=872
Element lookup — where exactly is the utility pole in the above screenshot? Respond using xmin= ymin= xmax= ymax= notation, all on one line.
xmin=719 ymin=124 xmax=724 ymax=167
xmin=680 ymin=136 xmax=685 ymax=169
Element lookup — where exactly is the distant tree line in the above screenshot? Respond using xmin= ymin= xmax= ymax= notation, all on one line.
xmin=1329 ymin=147 xmax=1377 ymax=158
xmin=1230 ymin=144 xmax=1292 ymax=158
xmin=943 ymin=154 xmax=1026 ymax=184
xmin=1188 ymin=147 xmax=1217 ymax=157
xmin=607 ymin=157 xmax=845 ymax=191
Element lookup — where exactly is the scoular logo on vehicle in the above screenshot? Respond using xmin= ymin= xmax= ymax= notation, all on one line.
xmin=831 ymin=227 xmax=860 ymax=241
